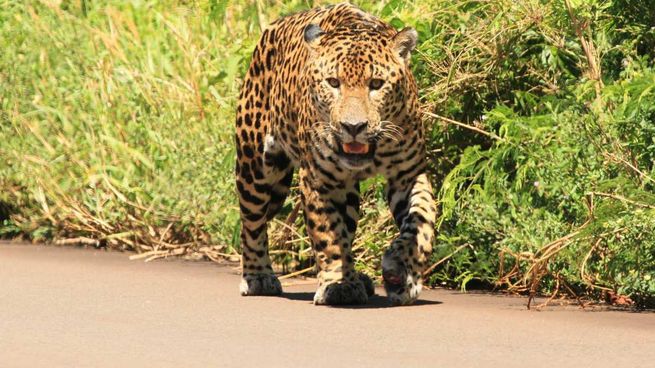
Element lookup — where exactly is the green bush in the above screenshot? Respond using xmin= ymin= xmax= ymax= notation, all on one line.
xmin=1 ymin=0 xmax=653 ymax=308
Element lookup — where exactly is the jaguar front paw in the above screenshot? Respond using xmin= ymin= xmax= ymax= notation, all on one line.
xmin=382 ymin=249 xmax=423 ymax=305
xmin=240 ymin=273 xmax=283 ymax=296
xmin=313 ymin=279 xmax=369 ymax=305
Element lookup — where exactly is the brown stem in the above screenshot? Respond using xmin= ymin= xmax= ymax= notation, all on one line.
xmin=564 ymin=0 xmax=603 ymax=97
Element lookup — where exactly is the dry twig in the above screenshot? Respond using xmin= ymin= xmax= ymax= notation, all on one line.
xmin=423 ymin=111 xmax=505 ymax=142
xmin=422 ymin=244 xmax=470 ymax=277
xmin=278 ymin=266 xmax=315 ymax=280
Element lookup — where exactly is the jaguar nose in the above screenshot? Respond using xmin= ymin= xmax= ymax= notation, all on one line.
xmin=341 ymin=121 xmax=368 ymax=139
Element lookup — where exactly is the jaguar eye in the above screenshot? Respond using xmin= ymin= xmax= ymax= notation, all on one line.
xmin=369 ymin=78 xmax=384 ymax=90
xmin=326 ymin=78 xmax=340 ymax=88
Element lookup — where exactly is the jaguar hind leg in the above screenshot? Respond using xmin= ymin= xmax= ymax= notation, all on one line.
xmin=236 ymin=140 xmax=293 ymax=296
xmin=236 ymin=79 xmax=294 ymax=297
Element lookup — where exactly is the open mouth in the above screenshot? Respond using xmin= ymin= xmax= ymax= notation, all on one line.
xmin=342 ymin=142 xmax=369 ymax=155
xmin=337 ymin=140 xmax=376 ymax=164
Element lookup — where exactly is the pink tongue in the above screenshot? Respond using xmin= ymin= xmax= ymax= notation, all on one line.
xmin=343 ymin=142 xmax=369 ymax=154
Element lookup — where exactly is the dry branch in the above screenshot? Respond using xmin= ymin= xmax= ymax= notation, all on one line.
xmin=423 ymin=111 xmax=505 ymax=142
xmin=278 ymin=266 xmax=314 ymax=280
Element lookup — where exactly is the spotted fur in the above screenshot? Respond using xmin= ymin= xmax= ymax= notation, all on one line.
xmin=235 ymin=3 xmax=436 ymax=305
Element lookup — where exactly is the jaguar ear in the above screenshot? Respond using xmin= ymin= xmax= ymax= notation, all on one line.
xmin=392 ymin=27 xmax=418 ymax=63
xmin=303 ymin=24 xmax=324 ymax=50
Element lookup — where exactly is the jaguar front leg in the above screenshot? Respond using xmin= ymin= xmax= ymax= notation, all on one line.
xmin=299 ymin=169 xmax=373 ymax=305
xmin=383 ymin=171 xmax=436 ymax=305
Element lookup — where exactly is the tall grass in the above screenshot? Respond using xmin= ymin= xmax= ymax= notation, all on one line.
xmin=1 ymin=0 xmax=243 ymax=258
xmin=1 ymin=0 xmax=653 ymax=307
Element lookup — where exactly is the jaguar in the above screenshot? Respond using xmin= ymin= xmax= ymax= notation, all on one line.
xmin=235 ymin=2 xmax=436 ymax=305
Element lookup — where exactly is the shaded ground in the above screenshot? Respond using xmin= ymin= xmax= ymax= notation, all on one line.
xmin=1 ymin=243 xmax=653 ymax=368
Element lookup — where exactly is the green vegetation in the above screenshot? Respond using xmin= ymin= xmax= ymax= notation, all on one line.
xmin=1 ymin=0 xmax=653 ymax=308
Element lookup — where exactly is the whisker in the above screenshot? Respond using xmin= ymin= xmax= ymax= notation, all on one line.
xmin=375 ymin=121 xmax=404 ymax=142
xmin=381 ymin=131 xmax=400 ymax=142
xmin=380 ymin=121 xmax=404 ymax=135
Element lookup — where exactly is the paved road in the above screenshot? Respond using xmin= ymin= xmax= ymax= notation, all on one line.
xmin=1 ymin=243 xmax=653 ymax=367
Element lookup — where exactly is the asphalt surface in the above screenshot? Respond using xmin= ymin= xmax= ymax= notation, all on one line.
xmin=1 ymin=243 xmax=653 ymax=368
